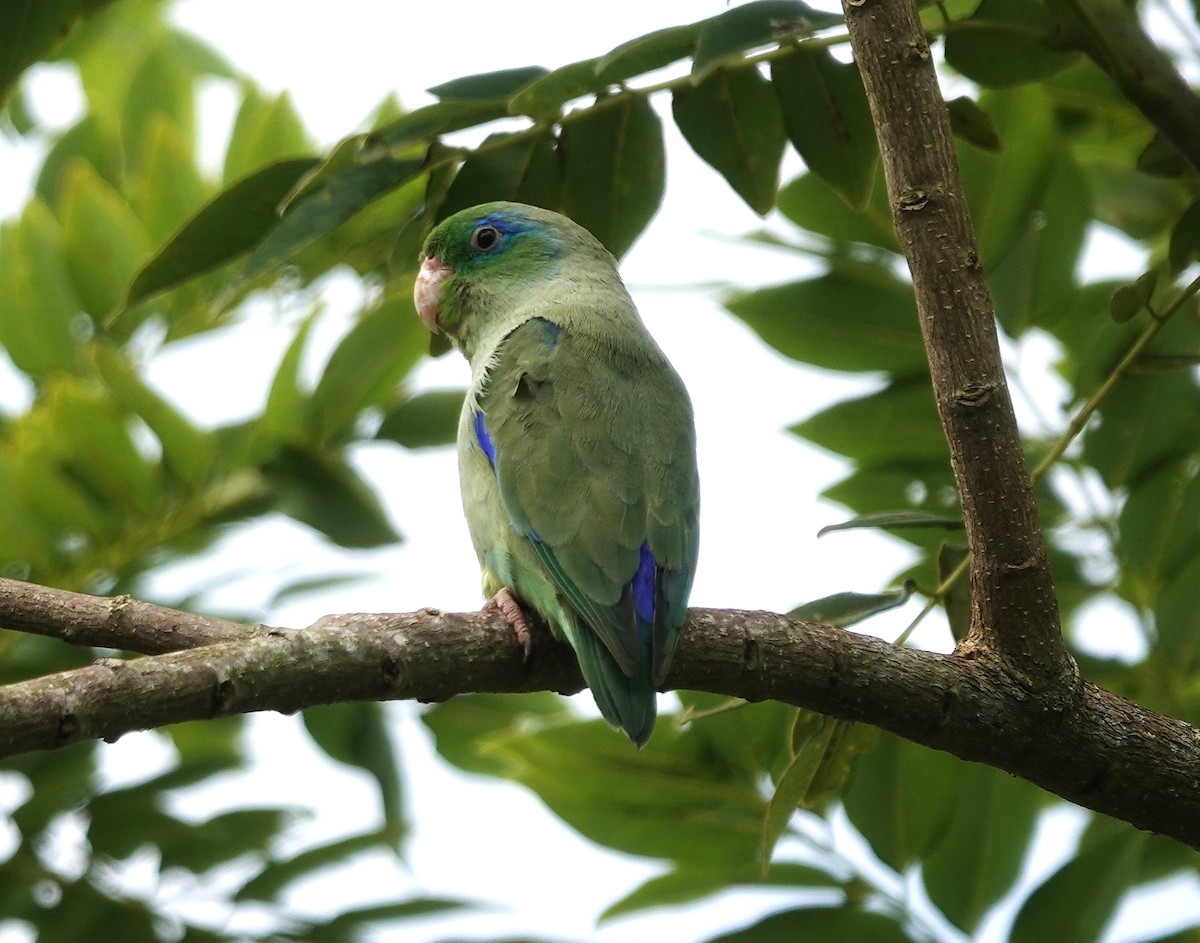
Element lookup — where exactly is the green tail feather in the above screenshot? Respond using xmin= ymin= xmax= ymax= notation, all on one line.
xmin=568 ymin=622 xmax=657 ymax=747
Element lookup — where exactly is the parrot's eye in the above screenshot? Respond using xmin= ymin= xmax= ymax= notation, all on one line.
xmin=470 ymin=225 xmax=502 ymax=252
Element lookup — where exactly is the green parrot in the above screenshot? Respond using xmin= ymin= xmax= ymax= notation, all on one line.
xmin=413 ymin=201 xmax=699 ymax=745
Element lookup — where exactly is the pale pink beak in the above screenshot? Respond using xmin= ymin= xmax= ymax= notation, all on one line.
xmin=414 ymin=255 xmax=452 ymax=333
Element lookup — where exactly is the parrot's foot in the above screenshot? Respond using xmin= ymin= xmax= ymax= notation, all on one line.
xmin=484 ymin=588 xmax=533 ymax=661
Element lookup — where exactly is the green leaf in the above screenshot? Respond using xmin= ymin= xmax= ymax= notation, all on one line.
xmin=222 ymin=89 xmax=312 ymax=184
xmin=427 ymin=65 xmax=549 ymax=100
xmin=302 ymin=898 xmax=470 ymax=939
xmin=919 ymin=755 xmax=1040 ymax=933
xmin=1084 ymin=372 xmax=1200 ymax=490
xmin=596 ymin=23 xmax=702 ymax=85
xmin=376 ymin=389 xmax=466 ymax=449
xmin=561 ymin=94 xmax=664 ymax=258
xmin=423 ymin=693 xmax=571 ymax=777
xmin=1010 ymin=830 xmax=1145 ymax=943
xmin=261 ymin=445 xmax=400 ymax=548
xmin=481 ymin=718 xmax=767 ymax=865
xmin=0 ymin=202 xmax=81 ymax=376
xmin=946 ymin=95 xmax=1002 ymax=151
xmin=792 ymin=378 xmax=947 ymax=464
xmin=121 ymin=30 xmax=196 ymax=149
xmin=726 ymin=264 xmax=924 ymax=374
xmin=692 ymin=2 xmax=842 ymax=78
xmin=302 ymin=702 xmax=406 ymax=847
xmin=508 ymin=57 xmax=606 ymax=121
xmin=241 ymin=156 xmax=425 ymax=281
xmin=603 ymin=861 xmax=840 ymax=922
xmin=789 ymin=584 xmax=915 ymax=628
xmin=1169 ymin=199 xmax=1200 ymax=275
xmin=237 ymin=830 xmax=391 ymax=902
xmin=92 ymin=345 xmax=215 ymax=488
xmin=956 ymin=86 xmax=1059 ymax=269
xmin=1137 ymin=133 xmax=1193 ymax=178
xmin=817 ymin=511 xmax=962 ymax=536
xmin=35 ymin=112 xmax=124 ymax=207
xmin=937 ymin=542 xmax=971 ymax=642
xmin=439 ymin=128 xmax=562 ymax=217
xmin=672 ymin=66 xmax=786 ymax=214
xmin=130 ymin=113 xmax=211 ymax=245
xmin=263 ymin=311 xmax=318 ymax=442
xmin=0 ymin=0 xmax=122 ymax=105
xmin=371 ymin=99 xmax=510 ymax=150
xmin=943 ymin=0 xmax=1078 ymax=87
xmin=760 ymin=714 xmax=837 ymax=863
xmin=310 ymin=293 xmax=430 ymax=445
xmin=122 ymin=157 xmax=320 ymax=309
xmin=704 ymin=905 xmax=911 ymax=943
xmin=59 ymin=160 xmax=151 ymax=320
xmin=771 ymin=46 xmax=878 ymax=208
xmin=158 ymin=807 xmax=298 ymax=872
xmin=775 ymin=170 xmax=895 ymax=251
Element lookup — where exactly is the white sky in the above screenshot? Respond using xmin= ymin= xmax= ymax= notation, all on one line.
xmin=2 ymin=1 xmax=1197 ymax=941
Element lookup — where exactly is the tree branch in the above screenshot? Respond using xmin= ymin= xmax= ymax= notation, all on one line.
xmin=841 ymin=0 xmax=1072 ymax=687
xmin=2 ymin=590 xmax=1199 ymax=849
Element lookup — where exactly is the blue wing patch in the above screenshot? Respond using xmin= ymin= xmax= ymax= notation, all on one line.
xmin=474 ymin=410 xmax=496 ymax=467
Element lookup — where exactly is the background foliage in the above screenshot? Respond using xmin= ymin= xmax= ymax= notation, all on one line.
xmin=2 ymin=0 xmax=1200 ymax=940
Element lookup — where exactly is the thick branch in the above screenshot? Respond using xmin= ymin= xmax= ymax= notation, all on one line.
xmin=842 ymin=0 xmax=1070 ymax=685
xmin=2 ymin=599 xmax=1199 ymax=849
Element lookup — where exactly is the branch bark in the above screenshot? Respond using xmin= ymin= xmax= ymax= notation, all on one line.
xmin=841 ymin=0 xmax=1072 ymax=687
xmin=2 ymin=589 xmax=1199 ymax=848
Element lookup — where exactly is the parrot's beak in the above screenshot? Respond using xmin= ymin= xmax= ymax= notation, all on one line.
xmin=414 ymin=255 xmax=452 ymax=333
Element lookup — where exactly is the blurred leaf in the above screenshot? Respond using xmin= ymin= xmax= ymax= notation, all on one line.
xmin=937 ymin=543 xmax=972 ymax=642
xmin=703 ymin=905 xmax=911 ymax=943
xmin=303 ymin=702 xmax=406 ymax=847
xmin=130 ymin=113 xmax=210 ymax=244
xmin=1169 ymin=199 xmax=1200 ymax=275
xmin=122 ymin=157 xmax=320 ymax=309
xmin=377 ymin=388 xmax=466 ymax=449
xmin=36 ymin=112 xmax=124 ymax=206
xmin=310 ymin=293 xmax=429 ymax=445
xmin=59 ymin=160 xmax=151 ymax=319
xmin=947 ymin=95 xmax=1002 ymax=151
xmin=263 ymin=310 xmax=318 ymax=442
xmin=301 ymin=898 xmax=470 ymax=941
xmin=423 ymin=693 xmax=572 ymax=777
xmin=692 ymin=2 xmax=842 ymax=78
xmin=93 ymin=344 xmax=215 ymax=487
xmin=237 ymin=830 xmax=392 ymax=902
xmin=158 ymin=807 xmax=297 ymax=872
xmin=0 ymin=0 xmax=122 ymax=104
xmin=1084 ymin=372 xmax=1200 ymax=490
xmin=603 ymin=861 xmax=840 ymax=922
xmin=561 ymin=93 xmax=664 ymax=258
xmin=222 ymin=89 xmax=312 ymax=184
xmin=818 ymin=511 xmax=962 ymax=536
xmin=481 ymin=718 xmax=767 ymax=865
xmin=775 ymin=169 xmax=895 ymax=251
xmin=261 ymin=445 xmax=400 ymax=548
xmin=792 ymin=378 xmax=947 ymax=464
xmin=726 ymin=263 xmax=924 ymax=374
xmin=0 ymin=202 xmax=81 ymax=376
xmin=428 ymin=65 xmax=549 ymax=100
xmin=1137 ymin=133 xmax=1193 ymax=178
xmin=772 ymin=46 xmax=877 ymax=208
xmin=944 ymin=0 xmax=1077 ymax=87
xmin=760 ymin=713 xmax=838 ymax=864
xmin=789 ymin=584 xmax=914 ymax=628
xmin=1010 ymin=829 xmax=1144 ymax=943
xmin=673 ymin=66 xmax=786 ymax=214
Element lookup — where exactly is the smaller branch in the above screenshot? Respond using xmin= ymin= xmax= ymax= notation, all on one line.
xmin=0 ymin=578 xmax=269 ymax=654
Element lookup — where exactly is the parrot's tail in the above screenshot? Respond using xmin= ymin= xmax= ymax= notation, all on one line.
xmin=567 ymin=622 xmax=657 ymax=747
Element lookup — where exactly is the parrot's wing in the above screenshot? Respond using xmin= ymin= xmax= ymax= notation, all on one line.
xmin=475 ymin=316 xmax=698 ymax=679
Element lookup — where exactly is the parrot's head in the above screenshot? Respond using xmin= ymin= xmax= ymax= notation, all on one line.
xmin=414 ymin=202 xmax=612 ymax=346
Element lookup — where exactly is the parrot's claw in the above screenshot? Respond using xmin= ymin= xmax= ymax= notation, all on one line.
xmin=484 ymin=588 xmax=533 ymax=662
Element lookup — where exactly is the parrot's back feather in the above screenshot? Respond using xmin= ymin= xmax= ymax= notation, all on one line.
xmin=416 ymin=202 xmax=699 ymax=745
